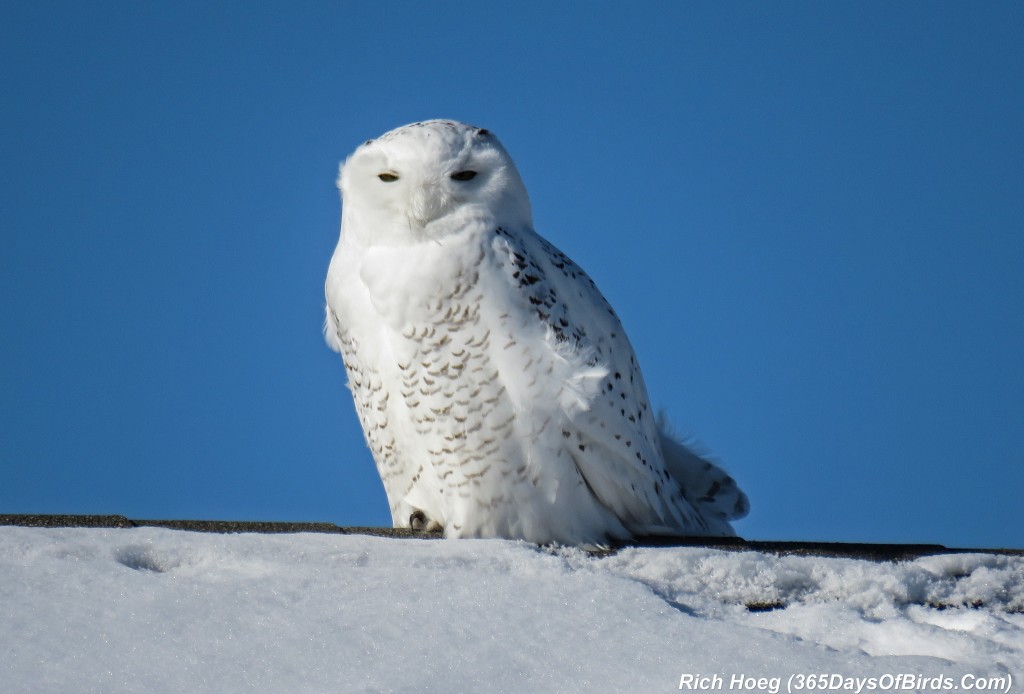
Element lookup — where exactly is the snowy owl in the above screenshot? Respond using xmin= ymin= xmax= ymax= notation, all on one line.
xmin=324 ymin=120 xmax=748 ymax=546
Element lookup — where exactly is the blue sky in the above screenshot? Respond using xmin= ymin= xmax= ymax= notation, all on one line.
xmin=2 ymin=2 xmax=1021 ymax=548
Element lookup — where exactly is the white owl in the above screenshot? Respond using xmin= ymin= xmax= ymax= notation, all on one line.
xmin=325 ymin=120 xmax=748 ymax=546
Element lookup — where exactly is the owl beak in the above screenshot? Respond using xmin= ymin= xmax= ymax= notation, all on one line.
xmin=408 ymin=181 xmax=451 ymax=228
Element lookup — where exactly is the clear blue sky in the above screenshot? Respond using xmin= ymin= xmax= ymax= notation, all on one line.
xmin=2 ymin=2 xmax=1021 ymax=548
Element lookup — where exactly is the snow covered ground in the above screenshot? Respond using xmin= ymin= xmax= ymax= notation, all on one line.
xmin=1 ymin=527 xmax=1021 ymax=693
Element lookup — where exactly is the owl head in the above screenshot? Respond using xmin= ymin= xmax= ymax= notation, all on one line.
xmin=338 ymin=120 xmax=533 ymax=246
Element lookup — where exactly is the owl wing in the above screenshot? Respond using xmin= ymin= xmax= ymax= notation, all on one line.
xmin=489 ymin=227 xmax=712 ymax=537
xmin=324 ymin=263 xmax=429 ymax=530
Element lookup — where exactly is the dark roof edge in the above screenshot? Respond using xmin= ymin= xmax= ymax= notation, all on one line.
xmin=2 ymin=514 xmax=1020 ymax=560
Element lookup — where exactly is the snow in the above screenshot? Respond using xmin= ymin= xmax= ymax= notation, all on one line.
xmin=1 ymin=527 xmax=1021 ymax=693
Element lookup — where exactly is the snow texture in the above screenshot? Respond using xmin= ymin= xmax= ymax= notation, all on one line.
xmin=1 ymin=527 xmax=1021 ymax=693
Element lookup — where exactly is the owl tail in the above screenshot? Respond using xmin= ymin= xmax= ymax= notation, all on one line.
xmin=657 ymin=415 xmax=750 ymax=537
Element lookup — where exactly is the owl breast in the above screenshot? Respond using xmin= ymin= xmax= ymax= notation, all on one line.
xmin=328 ymin=225 xmax=638 ymax=544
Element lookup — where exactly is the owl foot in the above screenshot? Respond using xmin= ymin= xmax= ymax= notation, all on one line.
xmin=409 ymin=510 xmax=443 ymax=533
xmin=409 ymin=510 xmax=428 ymax=531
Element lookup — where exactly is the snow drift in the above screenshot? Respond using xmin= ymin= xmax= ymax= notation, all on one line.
xmin=1 ymin=527 xmax=1021 ymax=692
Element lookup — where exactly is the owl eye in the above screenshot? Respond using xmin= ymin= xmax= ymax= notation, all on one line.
xmin=450 ymin=170 xmax=477 ymax=181
xmin=378 ymin=173 xmax=399 ymax=182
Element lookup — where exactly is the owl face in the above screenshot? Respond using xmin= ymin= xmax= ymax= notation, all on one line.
xmin=338 ymin=120 xmax=532 ymax=246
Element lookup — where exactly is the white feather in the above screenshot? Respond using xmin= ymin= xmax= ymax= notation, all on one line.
xmin=324 ymin=120 xmax=748 ymax=545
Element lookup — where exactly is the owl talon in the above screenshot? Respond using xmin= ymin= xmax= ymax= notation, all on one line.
xmin=409 ymin=510 xmax=428 ymax=531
